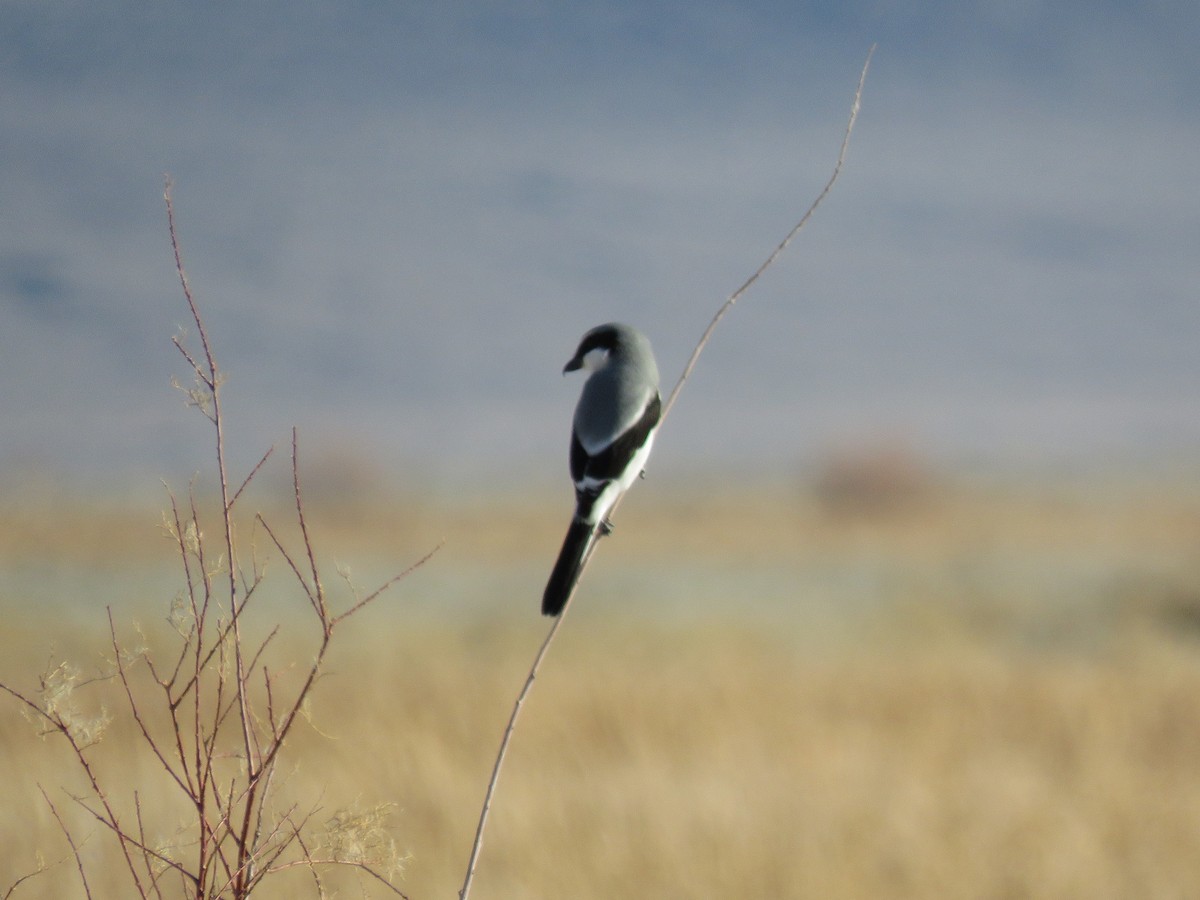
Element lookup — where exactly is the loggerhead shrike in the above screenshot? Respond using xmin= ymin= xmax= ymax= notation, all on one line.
xmin=542 ymin=323 xmax=662 ymax=616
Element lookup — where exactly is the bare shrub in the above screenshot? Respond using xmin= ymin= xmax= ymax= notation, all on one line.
xmin=0 ymin=183 xmax=435 ymax=899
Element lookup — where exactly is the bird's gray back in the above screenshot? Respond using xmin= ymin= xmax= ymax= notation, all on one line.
xmin=573 ymin=334 xmax=660 ymax=453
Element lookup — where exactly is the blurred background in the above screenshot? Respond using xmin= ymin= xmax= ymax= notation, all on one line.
xmin=1 ymin=0 xmax=1197 ymax=490
xmin=2 ymin=2 xmax=1200 ymax=898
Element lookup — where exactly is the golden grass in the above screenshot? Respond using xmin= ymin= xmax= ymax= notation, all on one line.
xmin=3 ymin=475 xmax=1200 ymax=898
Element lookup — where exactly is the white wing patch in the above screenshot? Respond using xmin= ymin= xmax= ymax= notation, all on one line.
xmin=574 ymin=431 xmax=657 ymax=526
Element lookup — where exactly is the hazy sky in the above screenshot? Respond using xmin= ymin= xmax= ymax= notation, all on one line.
xmin=2 ymin=1 xmax=1197 ymax=492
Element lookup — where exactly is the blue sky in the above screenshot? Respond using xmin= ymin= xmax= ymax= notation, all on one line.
xmin=2 ymin=1 xmax=1198 ymax=492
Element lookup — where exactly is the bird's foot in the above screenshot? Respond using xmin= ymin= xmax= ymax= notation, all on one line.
xmin=598 ymin=519 xmax=615 ymax=536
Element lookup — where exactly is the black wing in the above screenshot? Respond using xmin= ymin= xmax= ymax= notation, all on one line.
xmin=572 ymin=392 xmax=661 ymax=485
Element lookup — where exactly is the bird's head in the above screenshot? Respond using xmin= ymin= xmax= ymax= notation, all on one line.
xmin=563 ymin=322 xmax=626 ymax=374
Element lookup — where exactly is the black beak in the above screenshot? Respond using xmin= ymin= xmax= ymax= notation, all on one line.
xmin=563 ymin=356 xmax=583 ymax=374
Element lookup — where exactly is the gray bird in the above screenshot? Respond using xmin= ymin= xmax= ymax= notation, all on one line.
xmin=542 ymin=323 xmax=662 ymax=616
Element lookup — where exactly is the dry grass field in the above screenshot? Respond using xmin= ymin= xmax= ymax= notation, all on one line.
xmin=2 ymin=468 xmax=1200 ymax=898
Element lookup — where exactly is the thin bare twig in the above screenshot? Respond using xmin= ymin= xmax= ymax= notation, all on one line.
xmin=39 ymin=786 xmax=94 ymax=900
xmin=269 ymin=857 xmax=412 ymax=898
xmin=289 ymin=429 xmax=329 ymax=625
xmin=108 ymin=609 xmax=193 ymax=798
xmin=230 ymin=446 xmax=276 ymax=511
xmin=291 ymin=830 xmax=327 ymax=899
xmin=331 ymin=541 xmax=443 ymax=627
xmin=662 ymin=45 xmax=874 ymax=421
xmin=18 ymin=689 xmax=151 ymax=896
xmin=3 ymin=854 xmax=70 ymax=900
xmin=458 ymin=602 xmax=572 ymax=898
xmin=69 ymin=794 xmax=192 ymax=883
xmin=134 ymin=791 xmax=169 ymax=900
xmin=459 ymin=48 xmax=874 ymax=900
xmin=256 ymin=515 xmax=318 ymax=610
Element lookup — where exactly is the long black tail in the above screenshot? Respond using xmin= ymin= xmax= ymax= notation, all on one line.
xmin=542 ymin=519 xmax=597 ymax=616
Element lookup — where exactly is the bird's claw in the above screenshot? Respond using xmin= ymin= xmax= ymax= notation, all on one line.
xmin=599 ymin=519 xmax=615 ymax=536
